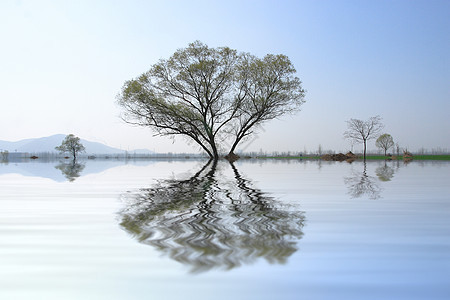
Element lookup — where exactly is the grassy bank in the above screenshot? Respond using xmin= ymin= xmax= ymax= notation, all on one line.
xmin=254 ymin=155 xmax=321 ymax=160
xmin=363 ymin=155 xmax=450 ymax=160
xmin=251 ymin=155 xmax=450 ymax=161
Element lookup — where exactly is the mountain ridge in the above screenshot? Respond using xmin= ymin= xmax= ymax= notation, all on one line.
xmin=0 ymin=134 xmax=153 ymax=155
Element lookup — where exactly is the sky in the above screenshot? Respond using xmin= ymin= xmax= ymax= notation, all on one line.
xmin=1 ymin=0 xmax=449 ymax=154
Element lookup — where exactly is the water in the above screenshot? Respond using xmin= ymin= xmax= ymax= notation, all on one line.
xmin=0 ymin=159 xmax=449 ymax=299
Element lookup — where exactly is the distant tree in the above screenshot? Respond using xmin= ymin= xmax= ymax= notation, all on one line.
xmin=317 ymin=144 xmax=323 ymax=156
xmin=344 ymin=116 xmax=384 ymax=160
xmin=117 ymin=41 xmax=305 ymax=160
xmin=395 ymin=143 xmax=401 ymax=156
xmin=55 ymin=134 xmax=85 ymax=161
xmin=376 ymin=133 xmax=394 ymax=156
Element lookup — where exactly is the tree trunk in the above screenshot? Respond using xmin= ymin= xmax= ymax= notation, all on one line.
xmin=204 ymin=122 xmax=219 ymax=160
xmin=363 ymin=139 xmax=367 ymax=161
xmin=226 ymin=127 xmax=249 ymax=161
xmin=228 ymin=139 xmax=240 ymax=159
xmin=210 ymin=142 xmax=219 ymax=160
xmin=212 ymin=148 xmax=219 ymax=160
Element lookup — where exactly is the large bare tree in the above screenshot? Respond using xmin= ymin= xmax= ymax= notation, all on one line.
xmin=344 ymin=116 xmax=384 ymax=160
xmin=117 ymin=41 xmax=305 ymax=160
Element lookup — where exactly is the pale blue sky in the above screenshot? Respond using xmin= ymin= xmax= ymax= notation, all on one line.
xmin=1 ymin=0 xmax=449 ymax=153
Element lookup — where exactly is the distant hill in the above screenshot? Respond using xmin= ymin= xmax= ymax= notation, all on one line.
xmin=0 ymin=134 xmax=153 ymax=155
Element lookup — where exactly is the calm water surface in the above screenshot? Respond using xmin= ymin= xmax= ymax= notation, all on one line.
xmin=0 ymin=159 xmax=449 ymax=300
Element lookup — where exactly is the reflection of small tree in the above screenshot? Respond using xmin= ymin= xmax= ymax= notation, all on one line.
xmin=55 ymin=134 xmax=85 ymax=161
xmin=344 ymin=163 xmax=382 ymax=199
xmin=375 ymin=161 xmax=395 ymax=181
xmin=344 ymin=116 xmax=384 ymax=160
xmin=376 ymin=133 xmax=394 ymax=156
xmin=55 ymin=161 xmax=85 ymax=182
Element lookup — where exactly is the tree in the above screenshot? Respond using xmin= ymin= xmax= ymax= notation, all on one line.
xmin=317 ymin=144 xmax=323 ymax=156
xmin=376 ymin=133 xmax=394 ymax=156
xmin=344 ymin=116 xmax=384 ymax=160
xmin=117 ymin=41 xmax=305 ymax=160
xmin=224 ymin=53 xmax=305 ymax=159
xmin=55 ymin=134 xmax=85 ymax=161
xmin=395 ymin=142 xmax=401 ymax=156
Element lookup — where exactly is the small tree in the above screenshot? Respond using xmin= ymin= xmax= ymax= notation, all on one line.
xmin=376 ymin=133 xmax=394 ymax=156
xmin=344 ymin=116 xmax=384 ymax=160
xmin=55 ymin=134 xmax=85 ymax=161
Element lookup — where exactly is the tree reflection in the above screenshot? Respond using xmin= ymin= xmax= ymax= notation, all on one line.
xmin=375 ymin=161 xmax=395 ymax=182
xmin=119 ymin=160 xmax=304 ymax=273
xmin=344 ymin=162 xmax=382 ymax=199
xmin=55 ymin=160 xmax=85 ymax=182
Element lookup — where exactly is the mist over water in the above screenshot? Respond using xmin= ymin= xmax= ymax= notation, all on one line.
xmin=0 ymin=159 xmax=449 ymax=300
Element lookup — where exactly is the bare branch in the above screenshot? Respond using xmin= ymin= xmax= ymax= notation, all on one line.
xmin=344 ymin=115 xmax=384 ymax=159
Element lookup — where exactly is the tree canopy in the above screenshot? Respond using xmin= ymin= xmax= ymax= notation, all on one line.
xmin=376 ymin=133 xmax=394 ymax=156
xmin=55 ymin=134 xmax=85 ymax=161
xmin=117 ymin=41 xmax=305 ymax=160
